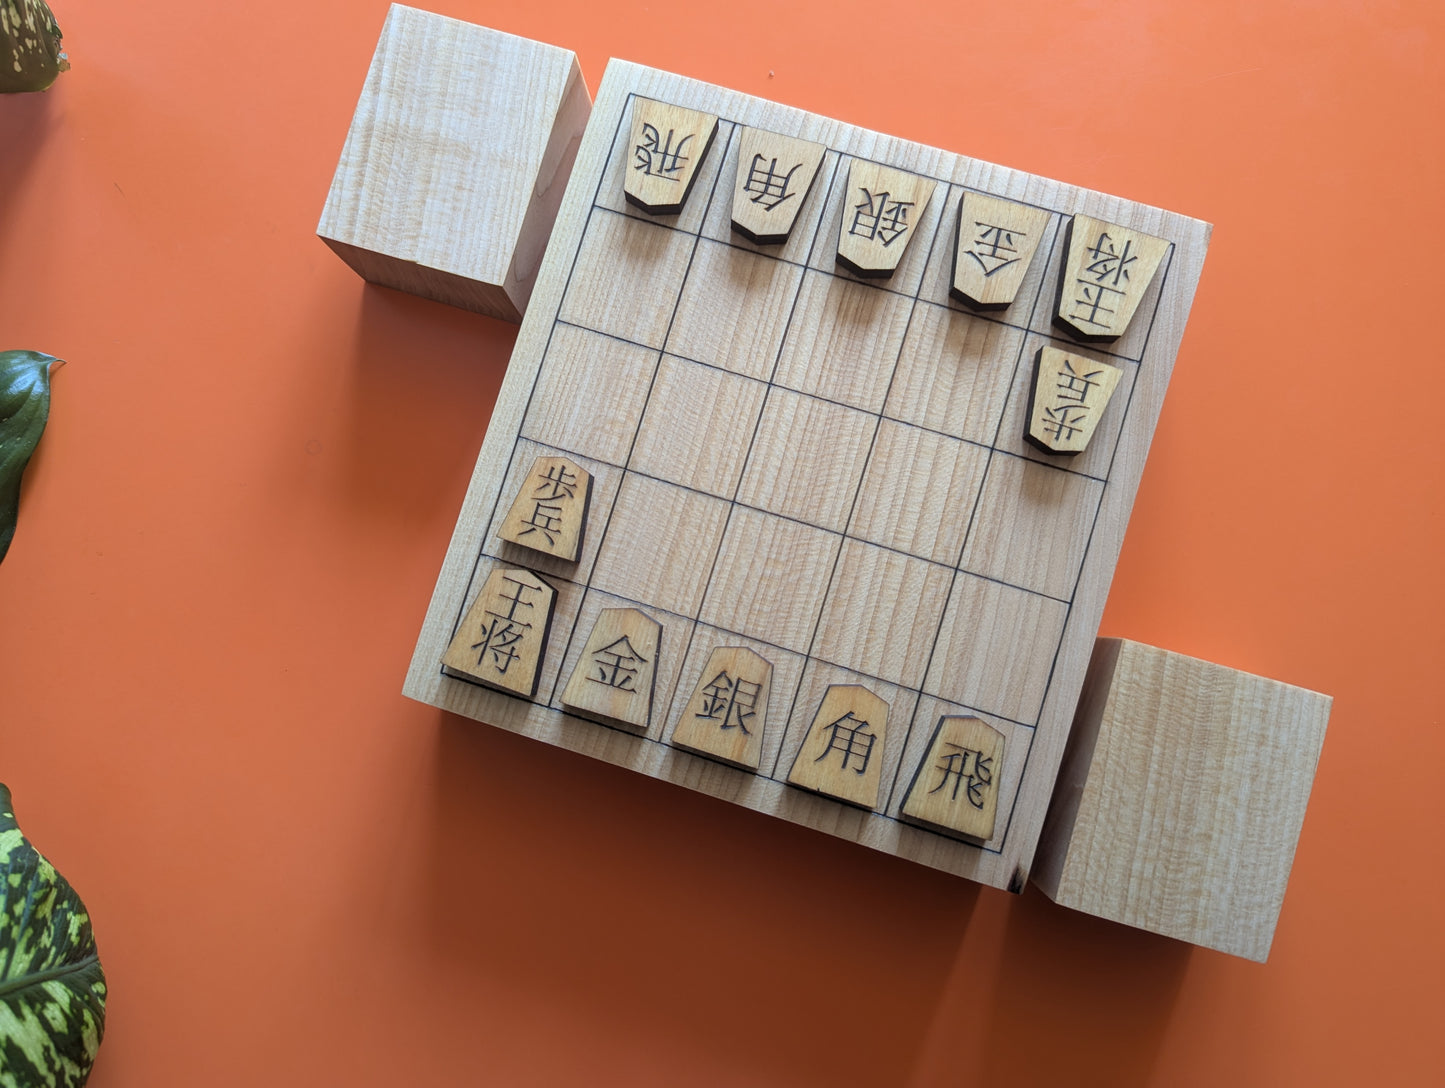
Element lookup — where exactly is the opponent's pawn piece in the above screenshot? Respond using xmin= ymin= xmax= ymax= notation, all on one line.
xmin=1053 ymin=214 xmax=1169 ymax=343
xmin=561 ymin=607 xmax=663 ymax=733
xmin=900 ymin=716 xmax=1005 ymax=842
xmin=624 ymin=98 xmax=718 ymax=216
xmin=730 ymin=127 xmax=825 ymax=245
xmin=498 ymin=455 xmax=593 ymax=563
xmin=786 ymin=684 xmax=890 ymax=809
xmin=950 ymin=192 xmax=1050 ymax=311
xmin=835 ymin=160 xmax=936 ymax=280
xmin=1024 ymin=346 xmax=1122 ymax=456
xmin=670 ymin=646 xmax=773 ymax=770
xmin=441 ymin=567 xmax=557 ymax=699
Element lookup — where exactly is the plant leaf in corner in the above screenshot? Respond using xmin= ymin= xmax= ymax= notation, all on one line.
xmin=0 ymin=350 xmax=60 ymax=565
xmin=1 ymin=0 xmax=69 ymax=94
xmin=0 ymin=784 xmax=106 ymax=1087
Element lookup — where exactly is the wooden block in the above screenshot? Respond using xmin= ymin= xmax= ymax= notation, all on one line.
xmin=730 ymin=127 xmax=826 ymax=245
xmin=317 ymin=6 xmax=591 ymax=323
xmin=497 ymin=455 xmax=593 ymax=563
xmin=835 ymin=160 xmax=937 ymax=279
xmin=950 ymin=192 xmax=1050 ymax=310
xmin=786 ymin=685 xmax=890 ymax=809
xmin=1053 ymin=214 xmax=1170 ymax=343
xmin=670 ymin=646 xmax=773 ymax=770
xmin=441 ymin=567 xmax=557 ymax=698
xmin=560 ymin=607 xmax=663 ymax=732
xmin=1024 ymin=346 xmax=1123 ymax=455
xmin=1033 ymin=639 xmax=1332 ymax=962
xmin=900 ymin=716 xmax=1005 ymax=842
xmin=624 ymin=98 xmax=719 ymax=216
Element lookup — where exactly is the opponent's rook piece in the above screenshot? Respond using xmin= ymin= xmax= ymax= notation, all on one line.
xmin=498 ymin=455 xmax=593 ymax=562
xmin=442 ymin=567 xmax=557 ymax=698
xmin=836 ymin=160 xmax=936 ymax=279
xmin=950 ymin=192 xmax=1050 ymax=311
xmin=901 ymin=716 xmax=1005 ymax=841
xmin=730 ymin=127 xmax=826 ymax=245
xmin=1025 ymin=346 xmax=1122 ymax=456
xmin=624 ymin=98 xmax=718 ymax=216
xmin=671 ymin=647 xmax=773 ymax=770
xmin=786 ymin=685 xmax=890 ymax=809
xmin=1054 ymin=214 xmax=1170 ymax=343
xmin=561 ymin=607 xmax=663 ymax=732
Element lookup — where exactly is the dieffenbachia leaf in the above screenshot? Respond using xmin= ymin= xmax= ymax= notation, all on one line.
xmin=0 ymin=350 xmax=60 ymax=565
xmin=0 ymin=784 xmax=106 ymax=1087
xmin=0 ymin=0 xmax=68 ymax=94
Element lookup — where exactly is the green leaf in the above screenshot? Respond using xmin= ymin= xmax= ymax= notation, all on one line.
xmin=0 ymin=784 xmax=106 ymax=1087
xmin=0 ymin=351 xmax=60 ymax=566
xmin=0 ymin=0 xmax=69 ymax=94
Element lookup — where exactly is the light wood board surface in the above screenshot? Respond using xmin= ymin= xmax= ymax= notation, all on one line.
xmin=404 ymin=59 xmax=1211 ymax=891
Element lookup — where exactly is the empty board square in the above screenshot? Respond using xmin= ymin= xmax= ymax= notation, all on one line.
xmin=813 ymin=540 xmax=952 ymax=689
xmin=700 ymin=143 xmax=841 ymax=266
xmin=923 ymin=572 xmax=1069 ymax=724
xmin=558 ymin=209 xmax=696 ymax=348
xmin=590 ymin=474 xmax=730 ymax=616
xmin=699 ymin=506 xmax=842 ymax=654
xmin=736 ymin=389 xmax=876 ymax=533
xmin=521 ymin=325 xmax=659 ymax=467
xmin=884 ymin=304 xmax=1025 ymax=445
xmin=631 ymin=356 xmax=767 ymax=497
xmin=772 ymin=270 xmax=915 ymax=412
xmin=596 ymin=103 xmax=731 ymax=235
xmin=666 ymin=239 xmax=805 ymax=380
xmin=809 ymin=159 xmax=945 ymax=297
xmin=960 ymin=455 xmax=1105 ymax=600
xmin=849 ymin=419 xmax=990 ymax=565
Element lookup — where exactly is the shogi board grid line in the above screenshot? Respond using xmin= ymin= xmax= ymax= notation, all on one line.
xmin=404 ymin=60 xmax=1210 ymax=892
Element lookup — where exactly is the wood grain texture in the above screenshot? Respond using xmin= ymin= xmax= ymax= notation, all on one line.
xmin=901 ymin=716 xmax=1005 ymax=842
xmin=1024 ymin=346 xmax=1123 ymax=455
xmin=624 ymin=98 xmax=719 ymax=215
xmin=1053 ymin=214 xmax=1170 ymax=343
xmin=730 ymin=127 xmax=826 ymax=244
xmin=1032 ymin=639 xmax=1332 ymax=962
xmin=835 ymin=159 xmax=937 ymax=279
xmin=317 ymin=4 xmax=590 ymax=321
xmin=403 ymin=60 xmax=1211 ymax=891
xmin=441 ymin=567 xmax=557 ymax=699
xmin=560 ymin=606 xmax=663 ymax=732
xmin=670 ymin=646 xmax=773 ymax=769
xmin=498 ymin=455 xmax=593 ymax=562
xmin=950 ymin=192 xmax=1051 ymax=311
xmin=786 ymin=684 xmax=891 ymax=809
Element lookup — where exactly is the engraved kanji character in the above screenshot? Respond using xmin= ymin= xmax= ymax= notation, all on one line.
xmin=1054 ymin=359 xmax=1106 ymax=406
xmin=743 ymin=154 xmax=802 ymax=212
xmin=590 ymin=635 xmax=648 ymax=691
xmin=634 ymin=123 xmax=692 ymax=181
xmin=928 ymin=743 xmax=993 ymax=809
xmin=532 ymin=462 xmax=578 ymax=502
xmin=1040 ymin=404 xmax=1090 ymax=443
xmin=696 ymin=671 xmax=761 ymax=734
xmin=966 ymin=222 xmax=1025 ymax=277
xmin=814 ymin=711 xmax=877 ymax=775
xmin=470 ymin=575 xmax=538 ymax=675
xmin=849 ymin=188 xmax=912 ymax=247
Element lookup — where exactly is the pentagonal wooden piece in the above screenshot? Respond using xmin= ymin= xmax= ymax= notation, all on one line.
xmin=835 ymin=160 xmax=936 ymax=279
xmin=786 ymin=684 xmax=890 ymax=809
xmin=441 ymin=567 xmax=557 ymax=698
xmin=671 ymin=646 xmax=773 ymax=770
xmin=498 ymin=455 xmax=593 ymax=562
xmin=950 ymin=192 xmax=1051 ymax=311
xmin=901 ymin=716 xmax=1005 ymax=841
xmin=623 ymin=98 xmax=718 ymax=216
xmin=1053 ymin=214 xmax=1170 ymax=342
xmin=730 ymin=127 xmax=826 ymax=245
xmin=1024 ymin=346 xmax=1122 ymax=456
xmin=561 ymin=607 xmax=662 ymax=732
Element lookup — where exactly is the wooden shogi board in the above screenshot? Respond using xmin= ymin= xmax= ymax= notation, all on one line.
xmin=404 ymin=59 xmax=1210 ymax=892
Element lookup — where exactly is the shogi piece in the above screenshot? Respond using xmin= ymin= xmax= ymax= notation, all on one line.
xmin=1053 ymin=214 xmax=1170 ymax=343
xmin=900 ymin=716 xmax=1005 ymax=842
xmin=317 ymin=5 xmax=591 ymax=323
xmin=441 ymin=568 xmax=557 ymax=698
xmin=835 ymin=160 xmax=936 ymax=279
xmin=671 ymin=647 xmax=773 ymax=770
xmin=624 ymin=98 xmax=719 ymax=216
xmin=950 ymin=192 xmax=1051 ymax=310
xmin=1033 ymin=639 xmax=1332 ymax=963
xmin=498 ymin=455 xmax=593 ymax=562
xmin=1025 ymin=346 xmax=1122 ymax=455
xmin=561 ymin=608 xmax=663 ymax=733
xmin=786 ymin=685 xmax=890 ymax=809
xmin=730 ymin=127 xmax=826 ymax=245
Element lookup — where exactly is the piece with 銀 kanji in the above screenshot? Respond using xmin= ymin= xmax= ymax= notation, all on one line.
xmin=786 ymin=684 xmax=890 ymax=809
xmin=835 ymin=160 xmax=935 ymax=280
xmin=442 ymin=567 xmax=557 ymax=698
xmin=561 ymin=607 xmax=663 ymax=732
xmin=498 ymin=455 xmax=593 ymax=563
xmin=901 ymin=716 xmax=1005 ymax=842
xmin=624 ymin=98 xmax=718 ymax=216
xmin=1024 ymin=346 xmax=1122 ymax=456
xmin=671 ymin=646 xmax=773 ymax=770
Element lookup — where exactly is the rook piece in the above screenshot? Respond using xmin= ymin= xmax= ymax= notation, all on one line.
xmin=835 ymin=160 xmax=936 ymax=279
xmin=950 ymin=192 xmax=1051 ymax=310
xmin=624 ymin=98 xmax=718 ymax=216
xmin=1054 ymin=214 xmax=1169 ymax=343
xmin=786 ymin=684 xmax=890 ymax=809
xmin=441 ymin=567 xmax=557 ymax=698
xmin=498 ymin=455 xmax=593 ymax=562
xmin=1025 ymin=346 xmax=1122 ymax=456
xmin=561 ymin=607 xmax=663 ymax=732
xmin=901 ymin=716 xmax=1005 ymax=841
xmin=671 ymin=647 xmax=773 ymax=770
xmin=730 ymin=127 xmax=826 ymax=245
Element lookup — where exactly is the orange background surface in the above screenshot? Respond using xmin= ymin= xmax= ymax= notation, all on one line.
xmin=2 ymin=1 xmax=1441 ymax=1084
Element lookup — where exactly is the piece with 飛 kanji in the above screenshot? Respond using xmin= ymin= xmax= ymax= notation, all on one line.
xmin=671 ymin=646 xmax=773 ymax=770
xmin=786 ymin=684 xmax=890 ymax=809
xmin=835 ymin=160 xmax=935 ymax=280
xmin=901 ymin=716 xmax=1005 ymax=842
xmin=1025 ymin=346 xmax=1122 ymax=456
xmin=441 ymin=567 xmax=557 ymax=698
xmin=498 ymin=455 xmax=593 ymax=563
xmin=950 ymin=192 xmax=1050 ymax=311
xmin=561 ymin=607 xmax=663 ymax=732
xmin=730 ymin=127 xmax=825 ymax=245
xmin=1053 ymin=214 xmax=1169 ymax=343
xmin=623 ymin=98 xmax=718 ymax=216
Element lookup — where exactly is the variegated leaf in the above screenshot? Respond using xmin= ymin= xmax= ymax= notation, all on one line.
xmin=0 ymin=350 xmax=61 ymax=565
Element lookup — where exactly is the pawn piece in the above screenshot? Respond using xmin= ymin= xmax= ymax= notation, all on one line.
xmin=1053 ymin=214 xmax=1170 ymax=343
xmin=730 ymin=127 xmax=826 ymax=245
xmin=1025 ymin=346 xmax=1123 ymax=456
xmin=900 ymin=716 xmax=1005 ymax=842
xmin=623 ymin=98 xmax=718 ymax=216
xmin=786 ymin=684 xmax=890 ymax=809
xmin=671 ymin=647 xmax=773 ymax=770
xmin=441 ymin=567 xmax=557 ymax=698
xmin=560 ymin=607 xmax=663 ymax=733
xmin=950 ymin=192 xmax=1051 ymax=311
xmin=835 ymin=160 xmax=936 ymax=280
xmin=498 ymin=455 xmax=593 ymax=563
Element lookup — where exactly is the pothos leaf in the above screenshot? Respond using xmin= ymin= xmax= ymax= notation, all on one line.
xmin=0 ymin=0 xmax=69 ymax=94
xmin=0 ymin=351 xmax=60 ymax=566
xmin=0 ymin=784 xmax=106 ymax=1088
